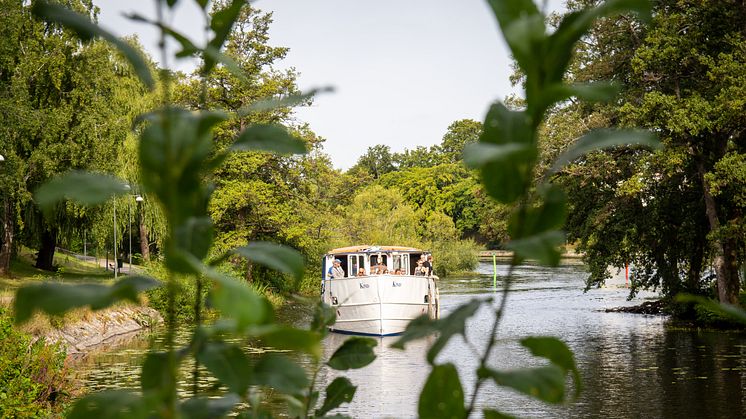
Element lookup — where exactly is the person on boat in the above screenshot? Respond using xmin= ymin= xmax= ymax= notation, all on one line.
xmin=423 ymin=255 xmax=433 ymax=276
xmin=393 ymin=268 xmax=402 ymax=275
xmin=373 ymin=261 xmax=386 ymax=275
xmin=427 ymin=255 xmax=435 ymax=276
xmin=414 ymin=260 xmax=426 ymax=276
xmin=328 ymin=259 xmax=345 ymax=279
xmin=357 ymin=267 xmax=366 ymax=276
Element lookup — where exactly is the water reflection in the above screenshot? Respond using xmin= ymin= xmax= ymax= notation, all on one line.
xmin=79 ymin=260 xmax=746 ymax=418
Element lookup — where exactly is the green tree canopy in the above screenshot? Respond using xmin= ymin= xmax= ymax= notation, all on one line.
xmin=554 ymin=0 xmax=745 ymax=304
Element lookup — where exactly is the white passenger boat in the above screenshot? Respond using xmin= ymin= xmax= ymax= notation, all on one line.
xmin=321 ymin=245 xmax=440 ymax=336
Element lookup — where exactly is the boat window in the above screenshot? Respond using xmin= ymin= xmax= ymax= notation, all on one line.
xmin=393 ymin=254 xmax=409 ymax=274
xmin=349 ymin=254 xmax=365 ymax=276
xmin=370 ymin=254 xmax=387 ymax=267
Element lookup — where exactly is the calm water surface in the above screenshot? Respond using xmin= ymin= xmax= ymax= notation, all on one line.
xmin=81 ymin=261 xmax=746 ymax=418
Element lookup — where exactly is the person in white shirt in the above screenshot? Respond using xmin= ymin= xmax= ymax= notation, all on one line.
xmin=328 ymin=259 xmax=345 ymax=279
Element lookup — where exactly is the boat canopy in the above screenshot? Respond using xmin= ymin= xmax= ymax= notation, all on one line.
xmin=323 ymin=245 xmax=430 ymax=278
xmin=325 ymin=245 xmax=423 ymax=256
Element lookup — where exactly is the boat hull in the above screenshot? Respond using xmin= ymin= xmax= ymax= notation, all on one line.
xmin=323 ymin=274 xmax=439 ymax=336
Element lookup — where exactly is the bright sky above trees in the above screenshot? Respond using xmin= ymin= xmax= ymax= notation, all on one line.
xmin=96 ymin=0 xmax=563 ymax=169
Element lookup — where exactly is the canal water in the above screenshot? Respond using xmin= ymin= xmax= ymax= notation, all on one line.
xmin=80 ymin=260 xmax=746 ymax=418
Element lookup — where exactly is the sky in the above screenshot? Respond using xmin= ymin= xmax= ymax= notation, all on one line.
xmin=95 ymin=0 xmax=562 ymax=170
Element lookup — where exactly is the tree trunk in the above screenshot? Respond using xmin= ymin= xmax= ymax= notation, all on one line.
xmin=139 ymin=214 xmax=150 ymax=261
xmin=698 ymin=160 xmax=741 ymax=305
xmin=0 ymin=197 xmax=13 ymax=276
xmin=245 ymin=259 xmax=254 ymax=283
xmin=36 ymin=226 xmax=57 ymax=271
xmin=686 ymin=238 xmax=704 ymax=293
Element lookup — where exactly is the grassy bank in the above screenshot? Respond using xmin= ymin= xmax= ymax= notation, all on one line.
xmin=1 ymin=248 xmax=112 ymax=294
xmin=0 ymin=249 xmax=119 ymax=336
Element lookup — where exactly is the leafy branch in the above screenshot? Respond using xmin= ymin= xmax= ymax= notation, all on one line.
xmin=19 ymin=1 xmax=370 ymax=417
xmin=394 ymin=0 xmax=658 ymax=417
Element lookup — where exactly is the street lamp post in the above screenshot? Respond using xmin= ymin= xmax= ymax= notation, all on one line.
xmin=113 ymin=203 xmax=117 ymax=279
xmin=129 ymin=194 xmax=144 ymax=272
xmin=135 ymin=195 xmax=144 ymax=266
xmin=114 ymin=184 xmax=132 ymax=278
xmin=128 ymin=199 xmax=131 ymax=272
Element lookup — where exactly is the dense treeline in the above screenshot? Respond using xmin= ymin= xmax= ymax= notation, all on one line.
xmin=0 ymin=0 xmax=484 ymax=292
xmin=542 ymin=0 xmax=745 ymax=308
xmin=1 ymin=0 xmax=743 ymax=308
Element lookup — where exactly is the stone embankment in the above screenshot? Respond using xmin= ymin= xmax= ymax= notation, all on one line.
xmin=43 ymin=305 xmax=162 ymax=356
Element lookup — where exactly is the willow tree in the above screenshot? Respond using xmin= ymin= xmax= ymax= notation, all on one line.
xmin=0 ymin=0 xmax=148 ymax=272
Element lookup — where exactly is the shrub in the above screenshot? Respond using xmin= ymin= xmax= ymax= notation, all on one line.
xmin=0 ymin=308 xmax=75 ymax=417
xmin=143 ymin=262 xmax=209 ymax=323
xmin=428 ymin=238 xmax=480 ymax=277
xmin=144 ymin=261 xmax=285 ymax=322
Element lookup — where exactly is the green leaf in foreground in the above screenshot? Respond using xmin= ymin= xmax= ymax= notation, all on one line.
xmin=34 ymin=171 xmax=131 ymax=212
xmin=477 ymin=102 xmax=536 ymax=204
xmin=202 ymin=45 xmax=249 ymax=83
xmin=550 ymin=128 xmax=660 ymax=174
xmin=231 ymin=124 xmax=307 ymax=155
xmin=479 ymin=365 xmax=566 ymax=404
xmin=125 ymin=14 xmax=199 ymax=58
xmin=390 ymin=314 xmax=439 ymax=350
xmin=179 ymin=394 xmax=240 ymax=419
xmin=521 ymin=336 xmax=581 ymax=398
xmin=196 ymin=342 xmax=253 ymax=395
xmin=506 ymin=230 xmax=565 ymax=266
xmin=204 ymin=0 xmax=246 ymax=73
xmin=463 ymin=143 xmax=533 ymax=168
xmin=316 ymin=377 xmax=357 ymax=417
xmin=418 ymin=363 xmax=466 ymax=419
xmin=392 ymin=299 xmax=485 ymax=365
xmin=327 ymin=337 xmax=377 ymax=370
xmin=508 ymin=185 xmax=566 ymax=239
xmin=209 ymin=274 xmax=273 ymax=330
xmin=311 ymin=301 xmax=337 ymax=333
xmin=543 ymin=81 xmax=621 ymax=105
xmin=484 ymin=409 xmax=517 ymax=419
xmin=68 ymin=390 xmax=148 ymax=419
xmin=240 ymin=88 xmax=333 ymax=116
xmin=233 ymin=241 xmax=306 ymax=282
xmin=260 ymin=326 xmax=321 ymax=359
xmin=141 ymin=352 xmax=176 ymax=400
xmin=172 ymin=216 xmax=214 ymax=265
xmin=253 ymin=354 xmax=309 ymax=394
xmin=32 ymin=1 xmax=154 ymax=89
xmin=14 ymin=276 xmax=160 ymax=324
xmin=427 ymin=298 xmax=484 ymax=364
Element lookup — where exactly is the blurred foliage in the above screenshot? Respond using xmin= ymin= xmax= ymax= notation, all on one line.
xmin=0 ymin=308 xmax=76 ymax=417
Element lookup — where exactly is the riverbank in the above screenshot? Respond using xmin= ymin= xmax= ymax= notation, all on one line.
xmin=0 ymin=250 xmax=162 ymax=356
xmin=40 ymin=305 xmax=162 ymax=356
xmin=478 ymin=249 xmax=584 ymax=260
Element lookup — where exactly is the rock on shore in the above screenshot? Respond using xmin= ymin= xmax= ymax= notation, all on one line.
xmin=43 ymin=306 xmax=162 ymax=355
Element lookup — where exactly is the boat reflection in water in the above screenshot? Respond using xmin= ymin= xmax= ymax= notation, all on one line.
xmin=321 ymin=245 xmax=440 ymax=336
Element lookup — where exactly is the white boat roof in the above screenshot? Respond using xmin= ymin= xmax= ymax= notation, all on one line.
xmin=326 ymin=245 xmax=426 ymax=255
